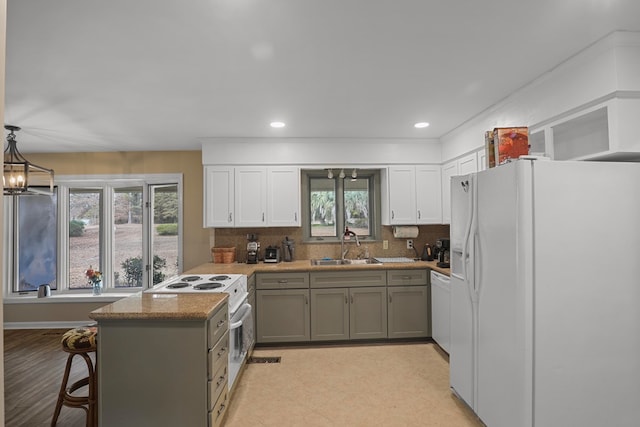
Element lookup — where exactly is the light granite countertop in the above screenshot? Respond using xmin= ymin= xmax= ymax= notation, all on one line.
xmin=184 ymin=259 xmax=451 ymax=276
xmin=89 ymin=292 xmax=228 ymax=321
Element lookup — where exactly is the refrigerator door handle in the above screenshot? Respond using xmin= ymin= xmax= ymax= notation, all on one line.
xmin=461 ymin=176 xmax=474 ymax=281
xmin=469 ymin=174 xmax=480 ymax=298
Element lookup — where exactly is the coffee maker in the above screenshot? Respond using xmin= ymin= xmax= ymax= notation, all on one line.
xmin=436 ymin=237 xmax=450 ymax=268
xmin=246 ymin=234 xmax=260 ymax=264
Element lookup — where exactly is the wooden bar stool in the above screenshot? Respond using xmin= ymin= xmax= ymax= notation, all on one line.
xmin=51 ymin=326 xmax=98 ymax=427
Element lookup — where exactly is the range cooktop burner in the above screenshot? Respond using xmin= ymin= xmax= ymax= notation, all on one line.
xmin=167 ymin=282 xmax=190 ymax=289
xmin=182 ymin=276 xmax=202 ymax=282
xmin=210 ymin=275 xmax=231 ymax=281
xmin=193 ymin=282 xmax=224 ymax=290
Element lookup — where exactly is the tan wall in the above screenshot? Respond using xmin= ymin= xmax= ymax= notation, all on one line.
xmin=4 ymin=151 xmax=211 ymax=324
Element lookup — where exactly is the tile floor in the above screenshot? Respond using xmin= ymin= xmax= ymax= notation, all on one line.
xmin=224 ymin=342 xmax=484 ymax=426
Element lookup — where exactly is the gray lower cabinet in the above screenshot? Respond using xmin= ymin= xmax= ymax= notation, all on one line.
xmin=387 ymin=269 xmax=430 ymax=338
xmin=256 ymin=272 xmax=311 ymax=343
xmin=387 ymin=285 xmax=430 ymax=338
xmin=310 ymin=288 xmax=349 ymax=341
xmin=310 ymin=270 xmax=388 ymax=341
xmin=257 ymin=269 xmax=430 ymax=344
xmin=310 ymin=286 xmax=388 ymax=341
xmin=349 ymin=286 xmax=388 ymax=339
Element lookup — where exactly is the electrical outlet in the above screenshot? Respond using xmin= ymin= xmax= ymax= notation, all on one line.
xmin=407 ymin=239 xmax=414 ymax=249
xmin=383 ymin=240 xmax=389 ymax=250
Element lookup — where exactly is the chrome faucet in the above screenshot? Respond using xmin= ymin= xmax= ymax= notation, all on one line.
xmin=341 ymin=227 xmax=360 ymax=261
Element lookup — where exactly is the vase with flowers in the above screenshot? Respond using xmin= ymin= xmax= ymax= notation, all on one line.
xmin=85 ymin=266 xmax=103 ymax=296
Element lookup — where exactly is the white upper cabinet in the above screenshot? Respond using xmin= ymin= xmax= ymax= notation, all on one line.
xmin=477 ymin=148 xmax=487 ymax=172
xmin=385 ymin=166 xmax=417 ymax=225
xmin=528 ymin=98 xmax=640 ymax=161
xmin=235 ymin=167 xmax=267 ymax=227
xmin=204 ymin=166 xmax=300 ymax=228
xmin=382 ymin=165 xmax=442 ymax=225
xmin=203 ymin=166 xmax=234 ymax=227
xmin=267 ymin=167 xmax=301 ymax=227
xmin=457 ymin=152 xmax=478 ymax=176
xmin=442 ymin=152 xmax=479 ymax=224
xmin=441 ymin=161 xmax=458 ymax=225
xmin=415 ymin=165 xmax=442 ymax=224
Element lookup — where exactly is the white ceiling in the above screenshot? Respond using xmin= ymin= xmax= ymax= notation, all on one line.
xmin=4 ymin=0 xmax=640 ymax=153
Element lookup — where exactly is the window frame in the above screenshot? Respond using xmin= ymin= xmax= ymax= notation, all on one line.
xmin=4 ymin=173 xmax=183 ymax=296
xmin=301 ymin=168 xmax=381 ymax=243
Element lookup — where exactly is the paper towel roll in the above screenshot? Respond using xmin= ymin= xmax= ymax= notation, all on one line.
xmin=393 ymin=226 xmax=419 ymax=239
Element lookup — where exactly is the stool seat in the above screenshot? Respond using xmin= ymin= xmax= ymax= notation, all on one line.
xmin=61 ymin=326 xmax=98 ymax=352
xmin=52 ymin=327 xmax=98 ymax=427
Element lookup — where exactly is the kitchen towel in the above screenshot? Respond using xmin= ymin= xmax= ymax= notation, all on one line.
xmin=393 ymin=226 xmax=419 ymax=239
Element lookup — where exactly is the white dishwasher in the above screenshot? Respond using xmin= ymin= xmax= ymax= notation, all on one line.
xmin=430 ymin=270 xmax=450 ymax=353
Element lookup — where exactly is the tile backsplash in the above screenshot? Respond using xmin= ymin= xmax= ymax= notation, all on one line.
xmin=210 ymin=225 xmax=450 ymax=263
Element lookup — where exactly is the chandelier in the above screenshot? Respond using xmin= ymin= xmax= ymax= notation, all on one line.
xmin=4 ymin=125 xmax=55 ymax=196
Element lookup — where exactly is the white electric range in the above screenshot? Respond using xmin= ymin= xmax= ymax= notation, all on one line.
xmin=147 ymin=273 xmax=247 ymax=313
xmin=146 ymin=273 xmax=253 ymax=390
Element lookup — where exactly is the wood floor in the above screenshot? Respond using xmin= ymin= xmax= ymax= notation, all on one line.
xmin=4 ymin=329 xmax=90 ymax=427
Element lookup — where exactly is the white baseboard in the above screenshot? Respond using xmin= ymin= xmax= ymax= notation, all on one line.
xmin=3 ymin=321 xmax=96 ymax=330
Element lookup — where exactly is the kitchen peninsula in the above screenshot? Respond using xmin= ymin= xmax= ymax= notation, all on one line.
xmin=89 ymin=293 xmax=230 ymax=427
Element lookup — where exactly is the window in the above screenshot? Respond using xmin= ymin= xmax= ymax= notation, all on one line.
xmin=302 ymin=169 xmax=381 ymax=242
xmin=4 ymin=174 xmax=182 ymax=295
xmin=4 ymin=191 xmax=58 ymax=292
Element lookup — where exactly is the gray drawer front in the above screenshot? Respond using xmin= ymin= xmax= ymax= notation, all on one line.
xmin=310 ymin=270 xmax=387 ymax=288
xmin=256 ymin=272 xmax=310 ymax=289
xmin=208 ymin=331 xmax=229 ymax=378
xmin=387 ymin=269 xmax=428 ymax=286
xmin=207 ymin=304 xmax=229 ymax=348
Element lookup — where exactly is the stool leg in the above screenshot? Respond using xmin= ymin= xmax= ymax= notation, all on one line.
xmin=79 ymin=352 xmax=97 ymax=427
xmin=51 ymin=354 xmax=74 ymax=426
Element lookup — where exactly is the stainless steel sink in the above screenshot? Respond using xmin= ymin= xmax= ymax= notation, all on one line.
xmin=343 ymin=258 xmax=383 ymax=265
xmin=310 ymin=259 xmax=346 ymax=266
xmin=310 ymin=258 xmax=383 ymax=266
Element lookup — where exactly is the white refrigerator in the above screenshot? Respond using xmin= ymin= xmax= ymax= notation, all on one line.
xmin=449 ymin=159 xmax=640 ymax=427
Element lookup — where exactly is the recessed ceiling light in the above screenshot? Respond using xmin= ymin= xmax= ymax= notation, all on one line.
xmin=414 ymin=122 xmax=430 ymax=128
xmin=270 ymin=121 xmax=286 ymax=128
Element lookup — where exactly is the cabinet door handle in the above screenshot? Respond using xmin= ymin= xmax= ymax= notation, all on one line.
xmin=216 ymin=375 xmax=226 ymax=387
xmin=345 ymin=295 xmax=348 ymax=304
xmin=350 ymin=295 xmax=354 ymax=304
xmin=418 ymin=210 xmax=421 ymax=219
xmin=391 ymin=210 xmax=395 ymax=219
xmin=216 ymin=319 xmax=226 ymax=328
xmin=277 ymin=279 xmax=288 ymax=284
xmin=294 ymin=212 xmax=298 ymax=222
xmin=217 ymin=404 xmax=226 ymax=416
xmin=402 ymin=276 xmax=411 ymax=280
xmin=228 ymin=213 xmax=232 ymax=223
xmin=389 ymin=294 xmax=393 ymax=303
xmin=262 ymin=212 xmax=265 ymax=222
xmin=305 ymin=295 xmax=308 ymax=304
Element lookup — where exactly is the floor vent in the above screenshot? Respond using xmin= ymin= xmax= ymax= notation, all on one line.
xmin=248 ymin=356 xmax=281 ymax=364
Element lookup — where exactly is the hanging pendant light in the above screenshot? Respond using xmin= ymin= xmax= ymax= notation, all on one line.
xmin=4 ymin=125 xmax=55 ymax=196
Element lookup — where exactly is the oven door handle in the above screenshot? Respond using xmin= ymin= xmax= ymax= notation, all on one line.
xmin=230 ymin=303 xmax=252 ymax=329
